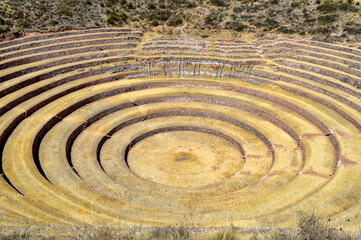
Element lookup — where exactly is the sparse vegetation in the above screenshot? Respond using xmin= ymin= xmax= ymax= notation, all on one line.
xmin=248 ymin=214 xmax=358 ymax=240
xmin=0 ymin=0 xmax=360 ymax=42
xmin=0 ymin=214 xmax=359 ymax=239
xmin=0 ymin=230 xmax=31 ymax=240
xmin=209 ymin=229 xmax=238 ymax=240
xmin=149 ymin=226 xmax=191 ymax=240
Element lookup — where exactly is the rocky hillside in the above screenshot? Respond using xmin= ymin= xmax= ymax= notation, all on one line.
xmin=0 ymin=0 xmax=360 ymax=43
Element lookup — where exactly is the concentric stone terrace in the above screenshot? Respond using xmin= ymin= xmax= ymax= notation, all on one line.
xmin=0 ymin=29 xmax=360 ymax=231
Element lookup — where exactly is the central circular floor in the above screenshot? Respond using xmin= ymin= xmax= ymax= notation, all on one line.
xmin=127 ymin=131 xmax=244 ymax=188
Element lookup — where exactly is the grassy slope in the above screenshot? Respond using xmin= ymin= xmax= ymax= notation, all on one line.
xmin=0 ymin=0 xmax=360 ymax=43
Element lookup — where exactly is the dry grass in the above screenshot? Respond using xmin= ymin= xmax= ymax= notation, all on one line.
xmin=209 ymin=229 xmax=238 ymax=240
xmin=249 ymin=214 xmax=358 ymax=240
xmin=0 ymin=215 xmax=359 ymax=240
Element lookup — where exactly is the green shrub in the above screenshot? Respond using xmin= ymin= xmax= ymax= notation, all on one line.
xmin=50 ymin=20 xmax=59 ymax=26
xmin=151 ymin=20 xmax=159 ymax=26
xmin=127 ymin=3 xmax=134 ymax=9
xmin=317 ymin=2 xmax=338 ymax=12
xmin=278 ymin=26 xmax=296 ymax=34
xmin=56 ymin=3 xmax=73 ymax=17
xmin=233 ymin=7 xmax=243 ymax=13
xmin=233 ymin=22 xmax=245 ymax=32
xmin=175 ymin=18 xmax=183 ymax=25
xmin=305 ymin=17 xmax=316 ymax=24
xmin=338 ymin=3 xmax=358 ymax=11
xmin=210 ymin=0 xmax=227 ymax=7
xmin=106 ymin=0 xmax=119 ymax=7
xmin=63 ymin=0 xmax=77 ymax=7
xmin=265 ymin=17 xmax=278 ymax=28
xmin=312 ymin=26 xmax=332 ymax=34
xmin=0 ymin=17 xmax=5 ymax=25
xmin=158 ymin=11 xmax=171 ymax=21
xmin=17 ymin=19 xmax=31 ymax=28
xmin=205 ymin=11 xmax=223 ymax=27
xmin=107 ymin=12 xmax=127 ymax=26
xmin=225 ymin=21 xmax=245 ymax=31
xmin=146 ymin=13 xmax=157 ymax=22
xmin=290 ymin=1 xmax=301 ymax=8
xmin=167 ymin=16 xmax=183 ymax=26
xmin=270 ymin=0 xmax=279 ymax=4
xmin=148 ymin=3 xmax=157 ymax=10
xmin=317 ymin=14 xmax=337 ymax=24
xmin=186 ymin=2 xmax=197 ymax=8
